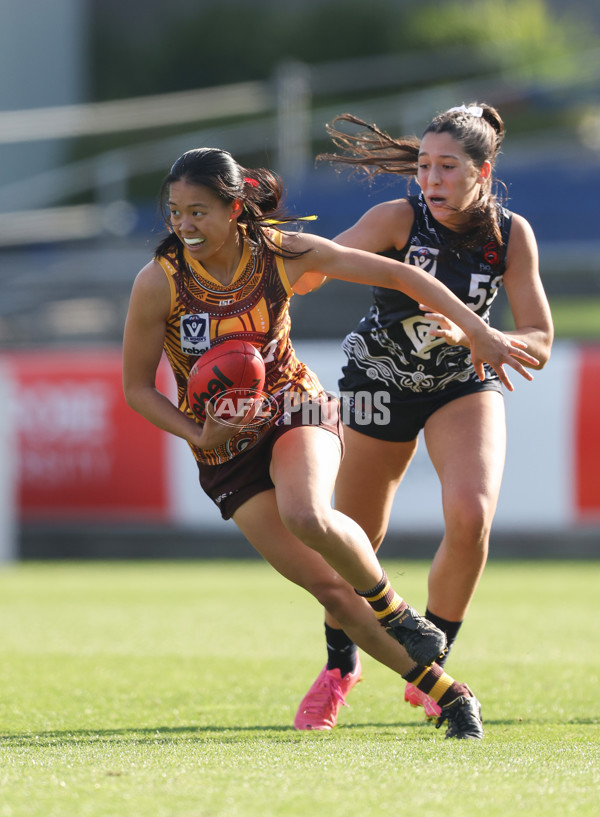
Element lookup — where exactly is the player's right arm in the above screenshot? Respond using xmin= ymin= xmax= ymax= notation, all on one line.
xmin=123 ymin=261 xmax=205 ymax=447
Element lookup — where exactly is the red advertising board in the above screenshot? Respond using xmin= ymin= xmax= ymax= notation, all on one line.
xmin=3 ymin=342 xmax=600 ymax=530
xmin=5 ymin=349 xmax=172 ymax=521
xmin=575 ymin=345 xmax=600 ymax=521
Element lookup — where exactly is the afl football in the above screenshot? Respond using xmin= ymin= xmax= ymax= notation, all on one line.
xmin=187 ymin=340 xmax=266 ymax=422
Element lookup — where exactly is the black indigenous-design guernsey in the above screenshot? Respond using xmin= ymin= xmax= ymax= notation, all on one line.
xmin=340 ymin=191 xmax=513 ymax=394
xmin=157 ymin=232 xmax=325 ymax=466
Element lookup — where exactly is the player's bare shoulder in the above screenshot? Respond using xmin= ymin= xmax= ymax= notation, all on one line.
xmin=383 ymin=198 xmax=415 ymax=248
xmin=337 ymin=197 xmax=414 ymax=253
xmin=507 ymin=212 xmax=537 ymax=246
xmin=128 ymin=258 xmax=172 ymax=320
xmin=505 ymin=212 xmax=539 ymax=275
xmin=135 ymin=258 xmax=170 ymax=287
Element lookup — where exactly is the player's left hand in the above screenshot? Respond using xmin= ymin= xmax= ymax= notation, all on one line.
xmin=420 ymin=304 xmax=467 ymax=347
xmin=469 ymin=324 xmax=539 ymax=391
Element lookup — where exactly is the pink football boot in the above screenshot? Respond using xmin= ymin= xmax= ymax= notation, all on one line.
xmin=294 ymin=658 xmax=362 ymax=730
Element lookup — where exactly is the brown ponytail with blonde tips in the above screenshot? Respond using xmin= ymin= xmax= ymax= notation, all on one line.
xmin=318 ymin=113 xmax=421 ymax=179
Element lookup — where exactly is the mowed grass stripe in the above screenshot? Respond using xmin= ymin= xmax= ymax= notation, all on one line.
xmin=0 ymin=559 xmax=598 ymax=817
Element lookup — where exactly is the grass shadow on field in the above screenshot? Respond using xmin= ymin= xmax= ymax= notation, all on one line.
xmin=0 ymin=725 xmax=293 ymax=747
xmin=481 ymin=715 xmax=599 ymax=727
xmin=0 ymin=719 xmax=431 ymax=747
xmin=3 ymin=714 xmax=595 ymax=748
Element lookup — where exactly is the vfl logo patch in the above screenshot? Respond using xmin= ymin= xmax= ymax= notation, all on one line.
xmin=180 ymin=313 xmax=210 ymax=356
xmin=405 ymin=246 xmax=439 ymax=276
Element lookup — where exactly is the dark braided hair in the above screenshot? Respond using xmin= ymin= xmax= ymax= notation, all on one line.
xmin=155 ymin=147 xmax=308 ymax=261
xmin=319 ymin=104 xmax=507 ymax=246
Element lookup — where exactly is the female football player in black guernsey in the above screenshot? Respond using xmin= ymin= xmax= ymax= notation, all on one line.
xmin=294 ymin=104 xmax=553 ymax=730
xmin=123 ymin=145 xmax=538 ymax=739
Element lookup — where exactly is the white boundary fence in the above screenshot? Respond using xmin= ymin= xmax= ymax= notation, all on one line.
xmin=1 ymin=46 xmax=600 ymax=216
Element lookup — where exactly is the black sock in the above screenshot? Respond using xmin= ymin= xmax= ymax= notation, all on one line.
xmin=425 ymin=609 xmax=463 ymax=668
xmin=325 ymin=624 xmax=358 ymax=677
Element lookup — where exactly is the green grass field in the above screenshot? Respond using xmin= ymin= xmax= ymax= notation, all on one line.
xmin=547 ymin=297 xmax=600 ymax=339
xmin=0 ymin=559 xmax=598 ymax=817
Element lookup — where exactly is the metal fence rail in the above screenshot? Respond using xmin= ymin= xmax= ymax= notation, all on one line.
xmin=1 ymin=45 xmax=599 ymax=214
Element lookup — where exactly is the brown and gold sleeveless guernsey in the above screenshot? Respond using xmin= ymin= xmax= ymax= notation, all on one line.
xmin=156 ymin=231 xmax=326 ymax=465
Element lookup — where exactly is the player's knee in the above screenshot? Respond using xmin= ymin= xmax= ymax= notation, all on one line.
xmin=308 ymin=579 xmax=355 ymax=621
xmin=279 ymin=505 xmax=331 ymax=547
xmin=445 ymin=493 xmax=493 ymax=545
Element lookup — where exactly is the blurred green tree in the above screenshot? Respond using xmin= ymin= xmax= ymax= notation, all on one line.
xmin=404 ymin=0 xmax=586 ymax=78
xmin=89 ymin=0 xmax=595 ymax=101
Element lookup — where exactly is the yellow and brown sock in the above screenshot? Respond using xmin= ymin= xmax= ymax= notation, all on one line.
xmin=402 ymin=662 xmax=471 ymax=708
xmin=355 ymin=570 xmax=408 ymax=627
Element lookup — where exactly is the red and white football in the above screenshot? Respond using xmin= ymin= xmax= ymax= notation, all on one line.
xmin=187 ymin=339 xmax=266 ymax=422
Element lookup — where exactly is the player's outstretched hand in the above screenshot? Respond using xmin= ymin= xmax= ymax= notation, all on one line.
xmin=469 ymin=324 xmax=539 ymax=391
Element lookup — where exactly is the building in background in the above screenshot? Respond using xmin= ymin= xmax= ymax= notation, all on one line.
xmin=0 ymin=0 xmax=89 ymax=190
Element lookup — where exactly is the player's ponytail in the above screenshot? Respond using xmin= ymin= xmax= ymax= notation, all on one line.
xmin=318 ymin=113 xmax=420 ymax=179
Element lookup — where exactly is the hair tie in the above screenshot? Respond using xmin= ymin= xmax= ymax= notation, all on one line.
xmin=446 ymin=105 xmax=483 ymax=118
xmin=243 ymin=177 xmax=260 ymax=187
xmin=264 ymin=215 xmax=318 ymax=225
